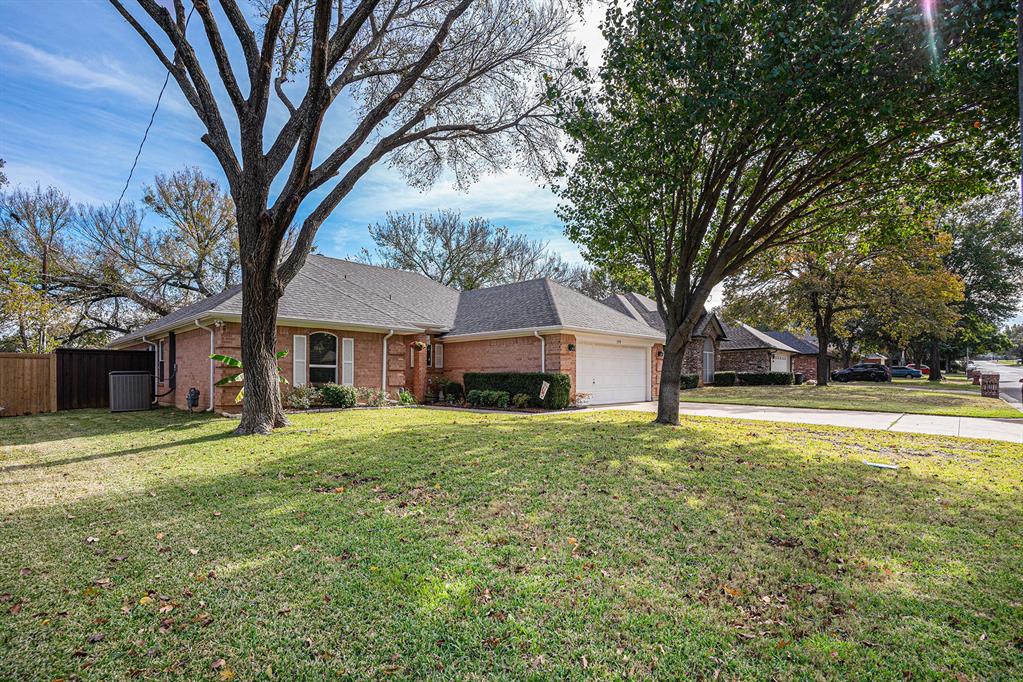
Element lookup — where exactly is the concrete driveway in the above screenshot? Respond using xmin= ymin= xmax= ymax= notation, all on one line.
xmin=585 ymin=400 xmax=1023 ymax=444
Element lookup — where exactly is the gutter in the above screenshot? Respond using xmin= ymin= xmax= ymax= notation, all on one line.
xmin=141 ymin=335 xmax=159 ymax=404
xmin=194 ymin=319 xmax=217 ymax=412
xmin=382 ymin=329 xmax=394 ymax=394
xmin=533 ymin=330 xmax=545 ymax=372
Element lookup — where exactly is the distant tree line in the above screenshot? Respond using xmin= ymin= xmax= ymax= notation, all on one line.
xmin=0 ymin=166 xmax=242 ymax=352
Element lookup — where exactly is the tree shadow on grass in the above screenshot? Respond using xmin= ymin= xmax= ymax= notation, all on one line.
xmin=0 ymin=407 xmax=216 ymax=448
xmin=1 ymin=410 xmax=1021 ymax=679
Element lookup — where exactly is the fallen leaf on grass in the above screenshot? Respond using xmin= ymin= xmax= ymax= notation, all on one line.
xmin=211 ymin=659 xmax=226 ymax=670
xmin=86 ymin=537 xmax=99 ymax=544
xmin=155 ymin=533 xmax=165 ymax=540
xmin=19 ymin=568 xmax=30 ymax=576
xmin=189 ymin=549 xmax=199 ymax=556
xmin=87 ymin=633 xmax=104 ymax=644
xmin=139 ymin=596 xmax=153 ymax=606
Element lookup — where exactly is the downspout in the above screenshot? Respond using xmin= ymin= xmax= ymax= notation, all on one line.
xmin=382 ymin=329 xmax=394 ymax=395
xmin=194 ymin=319 xmax=216 ymax=412
xmin=141 ymin=335 xmax=158 ymax=404
xmin=534 ymin=330 xmax=545 ymax=372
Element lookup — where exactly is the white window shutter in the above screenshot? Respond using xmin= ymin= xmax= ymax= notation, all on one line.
xmin=434 ymin=343 xmax=443 ymax=369
xmin=293 ymin=335 xmax=307 ymax=387
xmin=342 ymin=337 xmax=355 ymax=386
xmin=409 ymin=347 xmax=414 ymax=367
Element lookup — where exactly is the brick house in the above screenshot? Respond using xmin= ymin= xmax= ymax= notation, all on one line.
xmin=109 ymin=255 xmax=709 ymax=411
xmin=719 ymin=322 xmax=831 ymax=381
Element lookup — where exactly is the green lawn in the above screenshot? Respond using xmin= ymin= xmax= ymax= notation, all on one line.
xmin=2 ymin=408 xmax=1022 ymax=679
xmin=680 ymin=383 xmax=1021 ymax=418
xmin=893 ymin=377 xmax=980 ymax=393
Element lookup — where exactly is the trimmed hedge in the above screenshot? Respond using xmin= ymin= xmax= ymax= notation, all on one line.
xmin=680 ymin=373 xmax=699 ymax=390
xmin=467 ymin=389 xmax=510 ymax=408
xmin=713 ymin=371 xmax=737 ymax=387
xmin=463 ymin=372 xmax=571 ymax=409
xmin=737 ymin=371 xmax=793 ymax=386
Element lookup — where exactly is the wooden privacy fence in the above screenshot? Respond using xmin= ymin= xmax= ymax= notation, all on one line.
xmin=56 ymin=348 xmax=154 ymax=410
xmin=0 ymin=348 xmax=155 ymax=417
xmin=0 ymin=353 xmax=57 ymax=417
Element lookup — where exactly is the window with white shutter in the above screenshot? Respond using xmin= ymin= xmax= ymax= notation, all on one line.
xmin=293 ymin=335 xmax=307 ymax=387
xmin=341 ymin=337 xmax=355 ymax=386
xmin=434 ymin=343 xmax=443 ymax=369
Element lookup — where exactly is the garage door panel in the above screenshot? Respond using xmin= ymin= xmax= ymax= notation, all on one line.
xmin=577 ymin=343 xmax=647 ymax=405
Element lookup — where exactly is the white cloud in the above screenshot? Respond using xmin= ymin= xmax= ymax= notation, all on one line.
xmin=0 ymin=34 xmax=162 ymax=103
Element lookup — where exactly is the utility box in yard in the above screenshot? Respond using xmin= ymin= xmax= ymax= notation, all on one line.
xmin=109 ymin=371 xmax=153 ymax=412
xmin=980 ymin=373 xmax=1001 ymax=399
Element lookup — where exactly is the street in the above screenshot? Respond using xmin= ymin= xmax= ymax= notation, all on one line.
xmin=973 ymin=360 xmax=1023 ymax=410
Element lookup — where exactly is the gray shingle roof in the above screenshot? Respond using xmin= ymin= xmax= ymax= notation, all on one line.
xmin=110 ymin=258 xmax=664 ymax=347
xmin=720 ymin=322 xmax=800 ymax=353
xmin=111 ymin=255 xmax=460 ymax=346
xmin=601 ymin=292 xmax=723 ymax=339
xmin=446 ymin=279 xmax=662 ymax=338
xmin=763 ymin=330 xmax=820 ymax=355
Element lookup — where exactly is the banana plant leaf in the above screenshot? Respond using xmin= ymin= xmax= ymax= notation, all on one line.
xmin=210 ymin=350 xmax=290 ymax=403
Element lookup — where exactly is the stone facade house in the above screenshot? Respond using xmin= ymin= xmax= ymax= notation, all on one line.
xmin=109 ymin=255 xmax=676 ymax=411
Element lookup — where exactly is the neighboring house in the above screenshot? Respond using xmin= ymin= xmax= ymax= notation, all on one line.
xmin=601 ymin=292 xmax=727 ymax=386
xmin=109 ymin=255 xmax=672 ymax=411
xmin=719 ymin=323 xmax=831 ymax=381
xmin=862 ymin=353 xmax=887 ymax=366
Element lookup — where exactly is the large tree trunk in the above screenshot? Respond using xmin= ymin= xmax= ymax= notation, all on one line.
xmin=929 ymin=339 xmax=943 ymax=382
xmin=814 ymin=321 xmax=832 ymax=387
xmin=235 ymin=202 xmax=290 ymax=435
xmin=655 ymin=343 xmax=686 ymax=425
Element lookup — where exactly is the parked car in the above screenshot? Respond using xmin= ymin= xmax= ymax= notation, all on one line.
xmin=907 ymin=363 xmax=930 ymax=375
xmin=890 ymin=366 xmax=923 ymax=379
xmin=831 ymin=364 xmax=892 ymax=382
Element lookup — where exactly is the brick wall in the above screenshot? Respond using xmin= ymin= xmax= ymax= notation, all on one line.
xmin=170 ymin=327 xmax=215 ymax=410
xmin=679 ymin=334 xmax=721 ymax=386
xmin=543 ymin=333 xmax=576 ymax=397
xmin=719 ymin=349 xmax=772 ymax=373
xmin=440 ymin=333 xmax=578 ymax=396
xmin=792 ymin=353 xmax=826 ymax=381
xmin=441 ymin=335 xmax=545 ymax=387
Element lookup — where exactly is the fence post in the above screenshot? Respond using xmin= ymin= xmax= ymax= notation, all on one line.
xmin=49 ymin=353 xmax=58 ymax=413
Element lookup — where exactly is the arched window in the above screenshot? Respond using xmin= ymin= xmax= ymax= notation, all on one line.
xmin=309 ymin=332 xmax=338 ymax=384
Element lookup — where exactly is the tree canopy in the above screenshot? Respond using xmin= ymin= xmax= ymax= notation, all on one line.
xmin=558 ymin=0 xmax=1017 ymax=423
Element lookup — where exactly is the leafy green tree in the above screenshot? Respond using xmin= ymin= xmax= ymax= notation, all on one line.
xmin=558 ymin=0 xmax=1016 ymax=423
xmin=939 ymin=189 xmax=1023 ymax=361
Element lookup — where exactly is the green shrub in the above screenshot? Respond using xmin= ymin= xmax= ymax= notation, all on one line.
xmin=680 ymin=373 xmax=700 ymax=390
xmin=320 ymin=383 xmax=357 ymax=408
xmin=712 ymin=371 xmax=737 ymax=387
xmin=511 ymin=393 xmax=531 ymax=408
xmin=429 ymin=376 xmax=464 ymax=403
xmin=285 ymin=385 xmax=321 ymax=410
xmin=737 ymin=371 xmax=793 ymax=386
xmin=397 ymin=389 xmax=417 ymax=406
xmin=463 ymin=372 xmax=570 ymax=409
xmin=357 ymin=386 xmax=387 ymax=407
xmin=466 ymin=389 xmax=510 ymax=408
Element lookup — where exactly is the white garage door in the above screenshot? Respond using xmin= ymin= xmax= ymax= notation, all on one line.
xmin=771 ymin=353 xmax=791 ymax=373
xmin=576 ymin=343 xmax=648 ymax=405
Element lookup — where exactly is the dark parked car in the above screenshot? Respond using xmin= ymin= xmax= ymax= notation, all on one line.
xmin=831 ymin=364 xmax=891 ymax=382
xmin=890 ymin=366 xmax=923 ymax=379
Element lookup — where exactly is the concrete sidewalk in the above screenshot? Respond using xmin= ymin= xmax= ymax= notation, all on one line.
xmin=585 ymin=401 xmax=1023 ymax=444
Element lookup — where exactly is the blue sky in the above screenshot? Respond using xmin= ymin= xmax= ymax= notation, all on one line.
xmin=0 ymin=0 xmax=592 ymax=263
